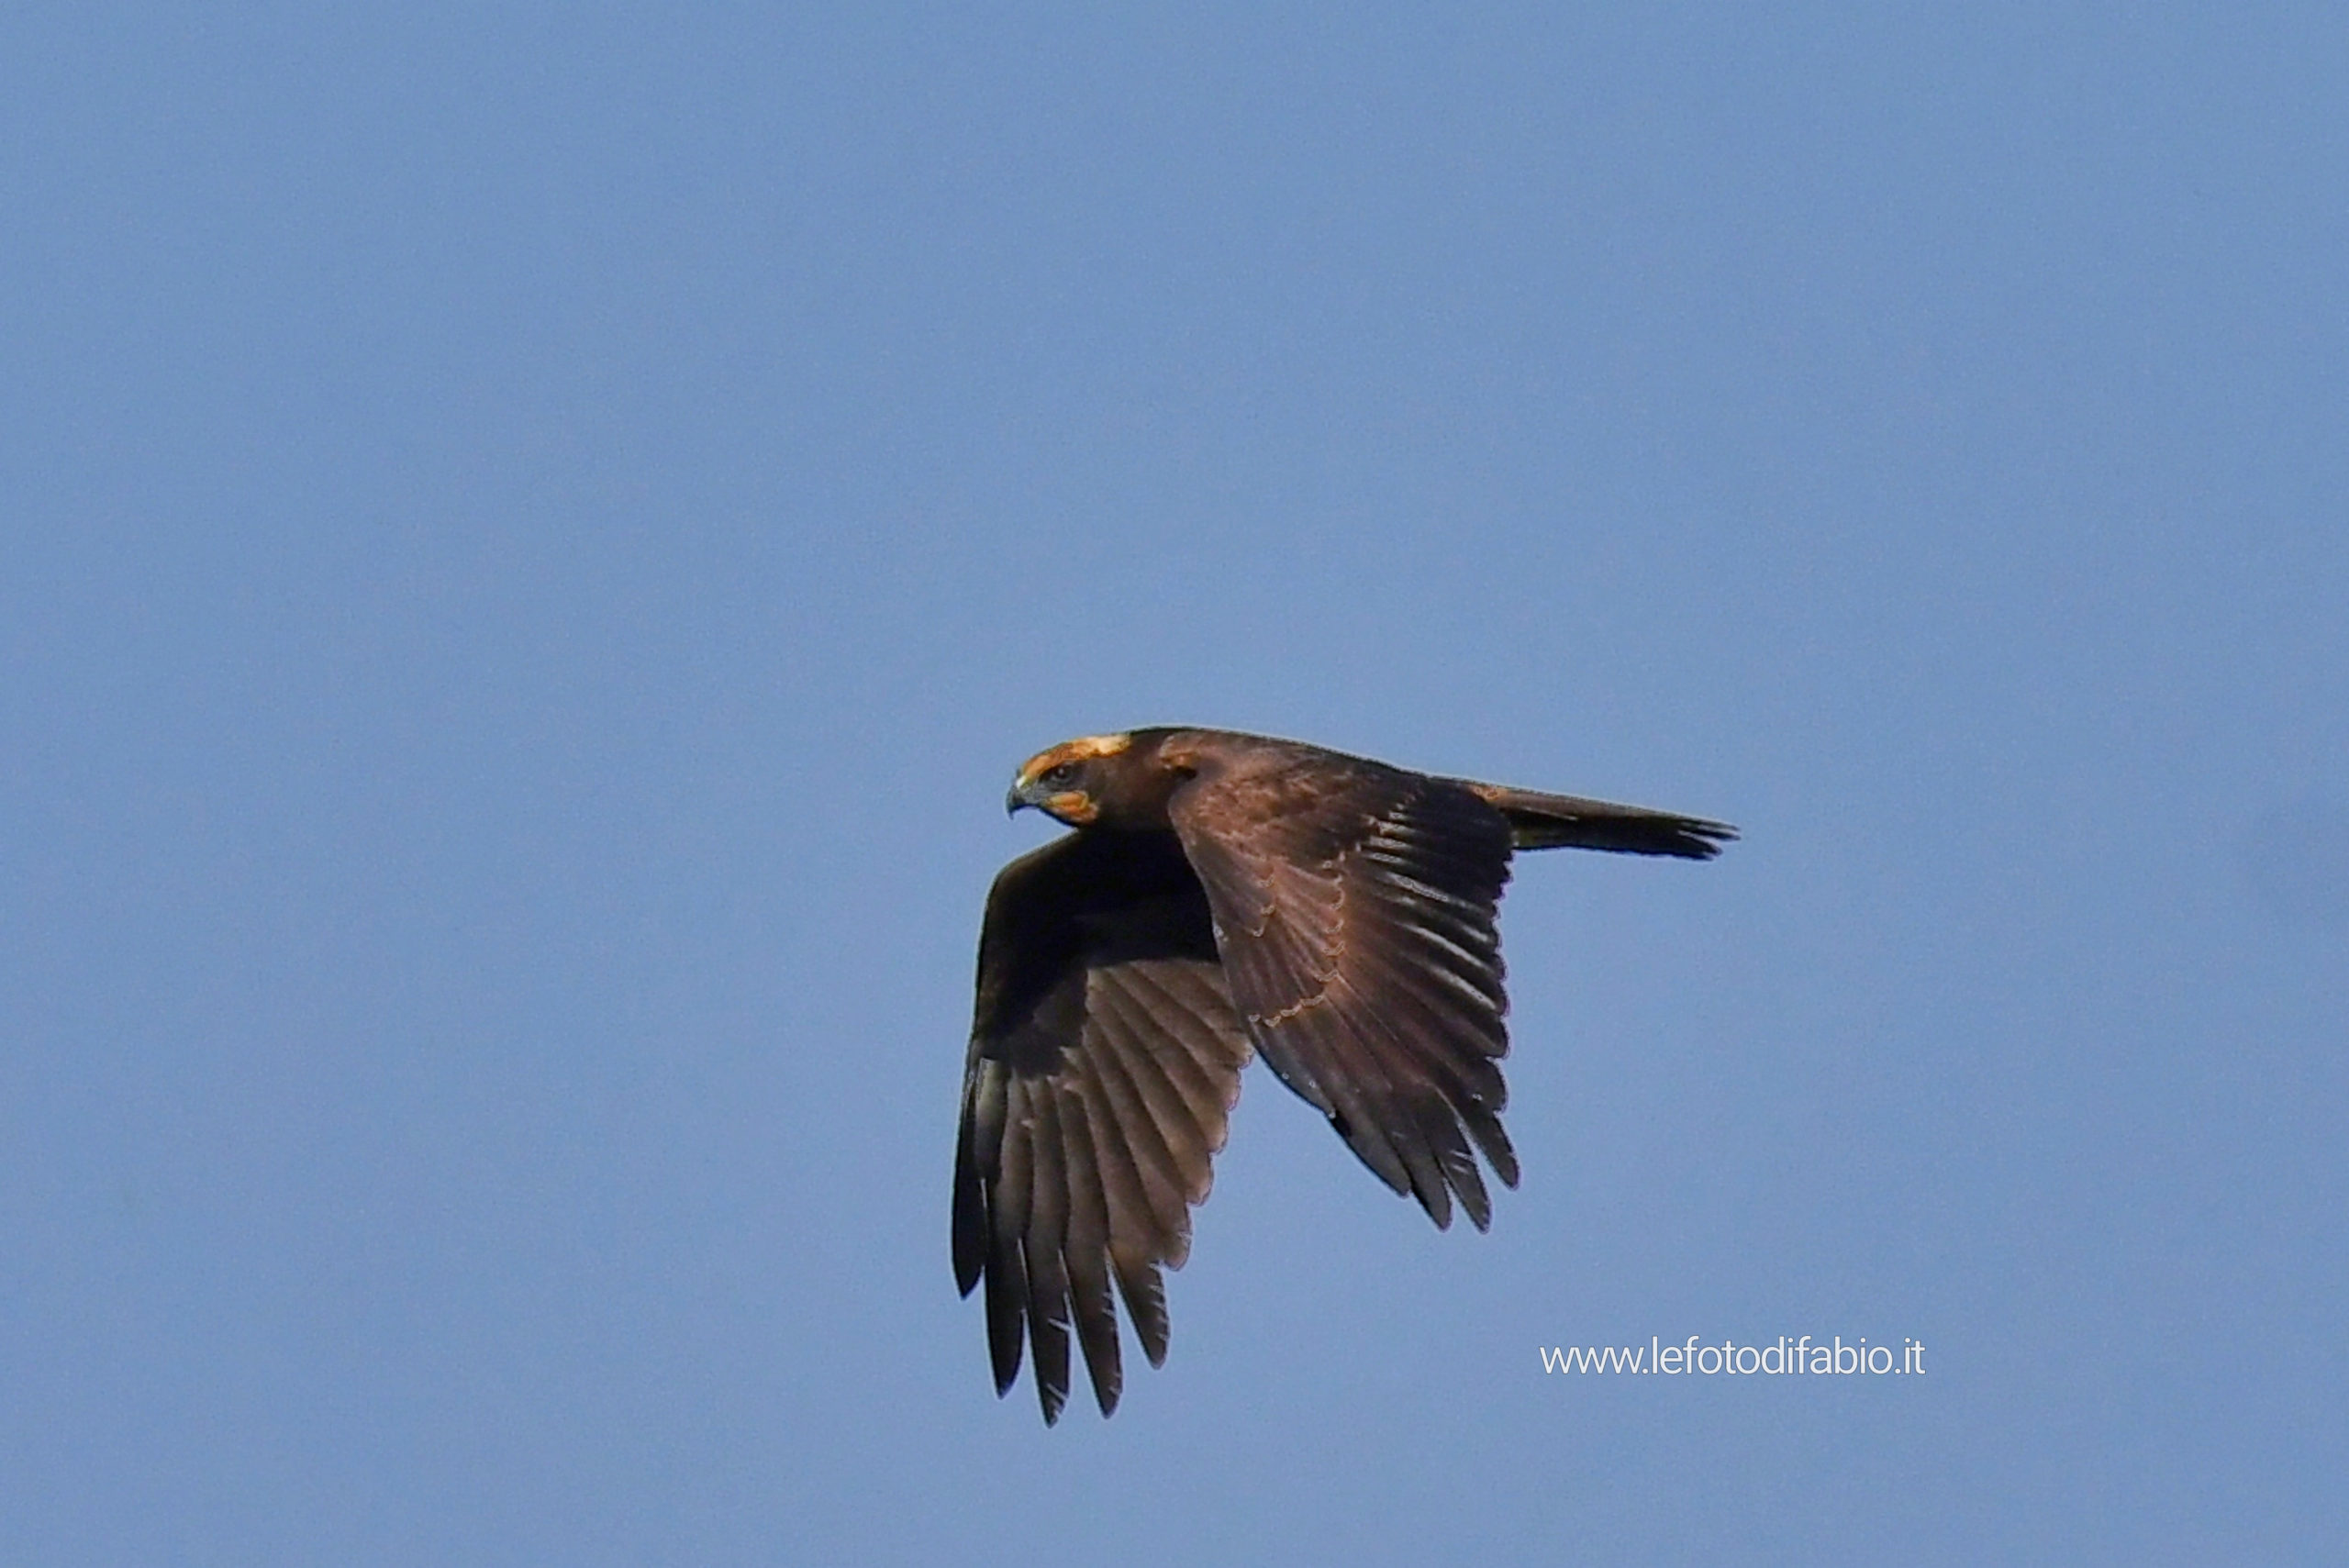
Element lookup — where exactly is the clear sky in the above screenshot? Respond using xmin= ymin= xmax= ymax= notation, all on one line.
xmin=6 ymin=5 xmax=2344 ymax=1563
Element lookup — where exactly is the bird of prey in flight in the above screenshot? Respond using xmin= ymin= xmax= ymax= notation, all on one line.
xmin=952 ymin=727 xmax=1732 ymax=1422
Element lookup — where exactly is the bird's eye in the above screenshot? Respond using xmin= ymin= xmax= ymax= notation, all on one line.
xmin=1041 ymin=762 xmax=1080 ymax=788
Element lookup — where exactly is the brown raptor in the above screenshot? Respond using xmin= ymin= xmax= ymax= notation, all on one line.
xmin=953 ymin=727 xmax=1733 ymax=1422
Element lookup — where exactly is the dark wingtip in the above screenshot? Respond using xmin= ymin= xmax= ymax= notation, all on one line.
xmin=952 ymin=1208 xmax=985 ymax=1298
xmin=1677 ymin=819 xmax=1740 ymax=860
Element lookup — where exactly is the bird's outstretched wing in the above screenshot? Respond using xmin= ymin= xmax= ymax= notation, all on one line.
xmin=1163 ymin=735 xmax=1521 ymax=1232
xmin=952 ymin=828 xmax=1253 ymax=1423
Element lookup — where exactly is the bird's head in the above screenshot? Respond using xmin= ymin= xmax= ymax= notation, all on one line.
xmin=1007 ymin=732 xmax=1135 ymax=827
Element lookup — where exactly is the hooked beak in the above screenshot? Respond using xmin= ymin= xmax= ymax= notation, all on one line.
xmin=1005 ymin=773 xmax=1095 ymax=824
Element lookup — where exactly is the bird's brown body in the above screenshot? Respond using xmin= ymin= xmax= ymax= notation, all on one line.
xmin=954 ymin=727 xmax=1732 ymax=1422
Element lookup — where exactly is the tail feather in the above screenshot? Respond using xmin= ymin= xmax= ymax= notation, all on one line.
xmin=1457 ymin=782 xmax=1736 ymax=860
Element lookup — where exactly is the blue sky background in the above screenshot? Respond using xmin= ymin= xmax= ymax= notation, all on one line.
xmin=6 ymin=5 xmax=2345 ymax=1562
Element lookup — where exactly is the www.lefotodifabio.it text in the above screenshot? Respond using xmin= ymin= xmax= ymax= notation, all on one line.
xmin=1539 ymin=1338 xmax=1924 ymax=1375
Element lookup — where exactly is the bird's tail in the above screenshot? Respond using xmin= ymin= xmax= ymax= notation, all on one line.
xmin=1458 ymin=782 xmax=1737 ymax=860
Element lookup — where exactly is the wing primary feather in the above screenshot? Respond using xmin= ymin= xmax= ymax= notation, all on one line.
xmin=992 ymin=1084 xmax=1035 ymax=1246
xmin=1054 ymin=1084 xmax=1125 ymax=1417
xmin=952 ymin=1116 xmax=986 ymax=1296
xmin=1114 ymin=1255 xmax=1172 ymax=1368
xmin=953 ymin=1064 xmax=1008 ymax=1294
xmin=984 ymin=1228 xmax=1027 ymax=1397
xmin=1067 ymin=1029 xmax=1174 ymax=1362
xmin=1420 ymin=1093 xmax=1491 ymax=1231
xmin=1021 ymin=1084 xmax=1074 ymax=1426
